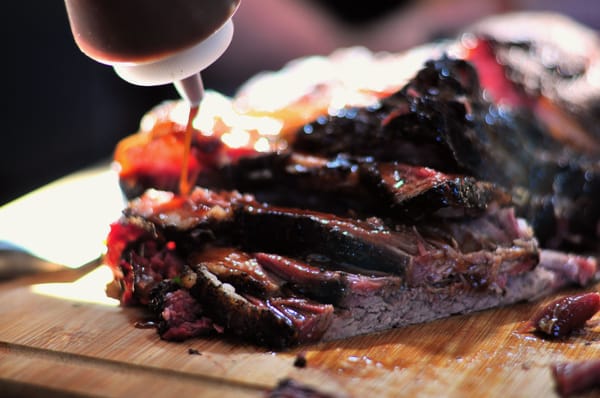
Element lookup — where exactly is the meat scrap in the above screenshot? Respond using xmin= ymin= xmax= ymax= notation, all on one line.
xmin=187 ymin=348 xmax=201 ymax=355
xmin=525 ymin=292 xmax=600 ymax=338
xmin=266 ymin=379 xmax=342 ymax=398
xmin=293 ymin=352 xmax=307 ymax=368
xmin=552 ymin=359 xmax=600 ymax=398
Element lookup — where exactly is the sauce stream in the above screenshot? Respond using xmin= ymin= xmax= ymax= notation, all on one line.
xmin=179 ymin=105 xmax=200 ymax=196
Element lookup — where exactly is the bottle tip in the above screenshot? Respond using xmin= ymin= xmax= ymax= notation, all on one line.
xmin=175 ymin=73 xmax=205 ymax=107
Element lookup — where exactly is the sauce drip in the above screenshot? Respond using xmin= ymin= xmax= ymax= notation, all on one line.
xmin=179 ymin=105 xmax=200 ymax=196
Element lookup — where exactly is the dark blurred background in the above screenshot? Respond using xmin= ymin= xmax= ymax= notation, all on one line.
xmin=2 ymin=1 xmax=598 ymax=205
xmin=2 ymin=3 xmax=176 ymax=205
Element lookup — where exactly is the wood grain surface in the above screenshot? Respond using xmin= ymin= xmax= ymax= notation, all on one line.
xmin=0 ymin=265 xmax=599 ymax=398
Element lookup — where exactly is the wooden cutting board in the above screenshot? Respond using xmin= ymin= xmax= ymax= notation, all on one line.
xmin=0 ymin=265 xmax=599 ymax=398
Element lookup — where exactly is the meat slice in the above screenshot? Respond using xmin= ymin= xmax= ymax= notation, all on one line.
xmin=236 ymin=202 xmax=539 ymax=290
xmin=369 ymin=162 xmax=508 ymax=219
xmin=525 ymin=292 xmax=600 ymax=338
xmin=188 ymin=265 xmax=334 ymax=347
xmin=190 ymin=247 xmax=282 ymax=298
xmin=254 ymin=253 xmax=354 ymax=305
xmin=119 ymin=187 xmax=532 ymax=290
xmin=221 ymin=152 xmax=510 ymax=220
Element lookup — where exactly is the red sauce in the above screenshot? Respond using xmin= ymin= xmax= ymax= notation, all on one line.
xmin=64 ymin=0 xmax=240 ymax=64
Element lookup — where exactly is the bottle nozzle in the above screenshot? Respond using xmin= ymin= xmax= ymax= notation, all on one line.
xmin=174 ymin=73 xmax=205 ymax=107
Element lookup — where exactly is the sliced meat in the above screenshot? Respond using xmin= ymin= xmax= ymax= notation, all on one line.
xmin=254 ymin=253 xmax=351 ymax=304
xmin=221 ymin=152 xmax=510 ymax=220
xmin=189 ymin=247 xmax=282 ymax=298
xmin=368 ymin=162 xmax=509 ymax=219
xmin=189 ymin=265 xmax=333 ymax=348
xmin=103 ymin=12 xmax=600 ymax=348
xmin=119 ymin=188 xmax=536 ymax=290
xmin=236 ymin=201 xmax=538 ymax=290
xmin=105 ymin=187 xmax=600 ymax=347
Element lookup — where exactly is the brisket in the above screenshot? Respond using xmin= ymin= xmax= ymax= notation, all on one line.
xmin=104 ymin=12 xmax=600 ymax=348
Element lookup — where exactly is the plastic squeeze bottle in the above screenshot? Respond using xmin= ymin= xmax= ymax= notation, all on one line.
xmin=64 ymin=0 xmax=241 ymax=195
xmin=63 ymin=0 xmax=241 ymax=106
